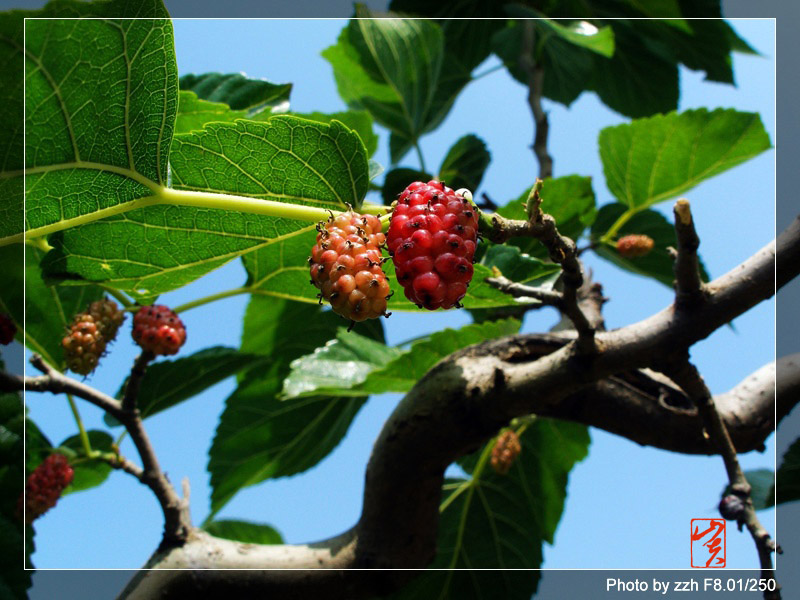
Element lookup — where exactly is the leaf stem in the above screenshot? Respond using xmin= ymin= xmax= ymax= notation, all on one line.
xmin=472 ymin=62 xmax=505 ymax=81
xmin=66 ymin=393 xmax=93 ymax=456
xmin=172 ymin=286 xmax=253 ymax=314
xmin=100 ymin=286 xmax=135 ymax=309
xmin=413 ymin=141 xmax=427 ymax=173
xmin=600 ymin=207 xmax=637 ymax=243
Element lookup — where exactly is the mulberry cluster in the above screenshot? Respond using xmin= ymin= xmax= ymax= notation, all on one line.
xmin=490 ymin=429 xmax=522 ymax=475
xmin=616 ymin=234 xmax=655 ymax=258
xmin=62 ymin=298 xmax=126 ymax=375
xmin=309 ymin=210 xmax=392 ymax=324
xmin=0 ymin=313 xmax=16 ymax=345
xmin=388 ymin=180 xmax=479 ymax=310
xmin=19 ymin=453 xmax=74 ymax=523
xmin=132 ymin=305 xmax=187 ymax=356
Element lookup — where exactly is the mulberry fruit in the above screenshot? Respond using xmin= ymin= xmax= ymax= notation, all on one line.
xmin=19 ymin=453 xmax=74 ymax=523
xmin=388 ymin=181 xmax=479 ymax=310
xmin=616 ymin=234 xmax=655 ymax=258
xmin=490 ymin=429 xmax=522 ymax=475
xmin=0 ymin=313 xmax=16 ymax=345
xmin=718 ymin=494 xmax=746 ymax=522
xmin=62 ymin=298 xmax=125 ymax=375
xmin=309 ymin=210 xmax=392 ymax=324
xmin=132 ymin=305 xmax=187 ymax=356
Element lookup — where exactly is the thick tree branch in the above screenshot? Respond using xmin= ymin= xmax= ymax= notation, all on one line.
xmin=121 ymin=221 xmax=794 ymax=597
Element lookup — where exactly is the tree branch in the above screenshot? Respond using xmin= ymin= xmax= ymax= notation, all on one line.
xmin=520 ymin=20 xmax=552 ymax=178
xmin=672 ymin=199 xmax=705 ymax=306
xmin=661 ymin=358 xmax=780 ymax=600
xmin=120 ymin=220 xmax=795 ymax=597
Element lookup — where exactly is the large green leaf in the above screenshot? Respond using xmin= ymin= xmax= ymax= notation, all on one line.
xmin=599 ymin=108 xmax=771 ymax=209
xmin=202 ymin=519 xmax=283 ymax=545
xmin=17 ymin=6 xmax=176 ymax=244
xmin=207 ymin=296 xmax=382 ymax=516
xmin=0 ymin=244 xmax=103 ymax=368
xmin=106 ymin=347 xmax=265 ymax=426
xmin=590 ymin=202 xmax=709 ymax=287
xmin=179 ymin=72 xmax=291 ymax=114
xmin=57 ymin=431 xmax=114 ymax=496
xmin=437 ymin=135 xmax=491 ymax=195
xmin=170 ymin=117 xmax=369 ymax=209
xmin=773 ymin=438 xmax=800 ymax=506
xmin=323 ymin=8 xmax=460 ymax=163
xmin=283 ymin=318 xmax=521 ymax=400
xmin=390 ymin=419 xmax=590 ymax=598
xmin=40 ymin=116 xmax=370 ymax=298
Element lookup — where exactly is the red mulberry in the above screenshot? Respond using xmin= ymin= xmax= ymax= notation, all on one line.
xmin=388 ymin=181 xmax=479 ymax=310
xmin=19 ymin=453 xmax=74 ymax=523
xmin=132 ymin=305 xmax=187 ymax=356
xmin=616 ymin=234 xmax=655 ymax=258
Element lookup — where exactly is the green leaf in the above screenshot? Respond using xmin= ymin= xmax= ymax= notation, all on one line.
xmin=174 ymin=91 xmax=247 ymax=134
xmin=202 ymin=519 xmax=283 ymax=545
xmin=281 ymin=328 xmax=402 ymax=399
xmin=480 ymin=245 xmax=561 ymax=287
xmin=57 ymin=431 xmax=114 ymax=495
xmin=294 ymin=110 xmax=378 ymax=158
xmin=501 ymin=9 xmax=614 ymax=58
xmin=0 ymin=244 xmax=103 ymax=367
xmin=389 ymin=0 xmax=505 ymax=74
xmin=437 ymin=135 xmax=491 ymax=194
xmin=740 ymin=469 xmax=774 ymax=511
xmin=207 ymin=296 xmax=382 ymax=516
xmin=380 ymin=167 xmax=430 ymax=205
xmin=588 ymin=21 xmax=679 ymax=118
xmin=496 ymin=176 xmax=597 ymax=259
xmin=106 ymin=347 xmax=265 ymax=427
xmin=492 ymin=20 xmax=594 ymax=108
xmin=590 ymin=203 xmax=710 ymax=287
xmin=179 ymin=72 xmax=291 ymax=114
xmin=600 ymin=108 xmax=771 ymax=209
xmin=41 ymin=116 xmax=370 ymax=298
xmin=19 ymin=10 xmax=176 ymax=243
xmin=773 ymin=438 xmax=800 ymax=506
xmin=281 ymin=318 xmax=520 ymax=398
xmin=323 ymin=8 xmax=458 ymax=163
xmin=391 ymin=419 xmax=590 ymax=598
xmin=171 ymin=117 xmax=369 ymax=209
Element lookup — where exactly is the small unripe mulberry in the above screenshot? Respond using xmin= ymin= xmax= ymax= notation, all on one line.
xmin=490 ymin=429 xmax=522 ymax=475
xmin=616 ymin=234 xmax=655 ymax=258
xmin=132 ymin=305 xmax=187 ymax=356
xmin=62 ymin=298 xmax=125 ymax=375
xmin=718 ymin=494 xmax=746 ymax=521
xmin=309 ymin=210 xmax=392 ymax=324
xmin=388 ymin=181 xmax=480 ymax=310
xmin=0 ymin=313 xmax=16 ymax=345
xmin=63 ymin=315 xmax=106 ymax=375
xmin=19 ymin=453 xmax=74 ymax=523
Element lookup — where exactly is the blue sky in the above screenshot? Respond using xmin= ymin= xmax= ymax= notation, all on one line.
xmin=16 ymin=17 xmax=776 ymax=577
